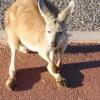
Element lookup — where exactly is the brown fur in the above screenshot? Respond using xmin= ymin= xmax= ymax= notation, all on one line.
xmin=5 ymin=0 xmax=74 ymax=90
xmin=5 ymin=0 xmax=44 ymax=47
xmin=5 ymin=0 xmax=59 ymax=48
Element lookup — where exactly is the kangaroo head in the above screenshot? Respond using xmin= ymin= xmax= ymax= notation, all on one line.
xmin=38 ymin=0 xmax=74 ymax=48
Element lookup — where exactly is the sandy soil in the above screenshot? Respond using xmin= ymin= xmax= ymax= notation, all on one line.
xmin=0 ymin=43 xmax=100 ymax=100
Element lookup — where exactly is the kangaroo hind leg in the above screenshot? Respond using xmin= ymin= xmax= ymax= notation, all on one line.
xmin=6 ymin=36 xmax=20 ymax=91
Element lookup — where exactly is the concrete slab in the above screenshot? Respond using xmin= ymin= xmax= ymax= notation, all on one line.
xmin=0 ymin=30 xmax=7 ymax=40
xmin=68 ymin=31 xmax=100 ymax=43
xmin=0 ymin=30 xmax=100 ymax=44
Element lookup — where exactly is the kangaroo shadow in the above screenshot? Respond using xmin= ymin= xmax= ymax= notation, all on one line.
xmin=60 ymin=60 xmax=100 ymax=88
xmin=65 ymin=44 xmax=100 ymax=53
xmin=60 ymin=44 xmax=100 ymax=88
xmin=16 ymin=61 xmax=100 ymax=91
xmin=16 ymin=66 xmax=46 ymax=91
xmin=16 ymin=44 xmax=100 ymax=90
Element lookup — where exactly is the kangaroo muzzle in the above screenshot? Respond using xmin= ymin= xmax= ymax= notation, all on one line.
xmin=51 ymin=41 xmax=57 ymax=47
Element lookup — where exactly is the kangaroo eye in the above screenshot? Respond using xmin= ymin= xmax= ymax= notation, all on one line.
xmin=48 ymin=31 xmax=51 ymax=34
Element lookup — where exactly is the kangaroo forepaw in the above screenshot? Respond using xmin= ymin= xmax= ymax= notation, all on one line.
xmin=5 ymin=78 xmax=18 ymax=91
xmin=57 ymin=77 xmax=67 ymax=87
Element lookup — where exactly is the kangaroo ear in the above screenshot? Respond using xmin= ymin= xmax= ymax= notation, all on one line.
xmin=38 ymin=0 xmax=54 ymax=22
xmin=58 ymin=0 xmax=74 ymax=22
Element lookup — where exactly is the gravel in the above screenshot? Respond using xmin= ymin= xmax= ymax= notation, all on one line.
xmin=0 ymin=0 xmax=100 ymax=31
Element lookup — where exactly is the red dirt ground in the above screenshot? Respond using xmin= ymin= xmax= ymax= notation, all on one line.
xmin=0 ymin=43 xmax=100 ymax=100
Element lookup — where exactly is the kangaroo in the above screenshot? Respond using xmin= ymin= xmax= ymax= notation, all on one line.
xmin=5 ymin=0 xmax=74 ymax=90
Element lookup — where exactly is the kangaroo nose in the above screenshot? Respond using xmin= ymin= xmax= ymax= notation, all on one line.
xmin=51 ymin=41 xmax=57 ymax=47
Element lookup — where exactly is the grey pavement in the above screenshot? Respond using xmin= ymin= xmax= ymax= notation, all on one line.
xmin=0 ymin=29 xmax=100 ymax=44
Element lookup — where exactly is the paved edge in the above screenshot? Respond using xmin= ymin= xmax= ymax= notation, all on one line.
xmin=0 ymin=30 xmax=100 ymax=44
xmin=68 ymin=31 xmax=100 ymax=43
